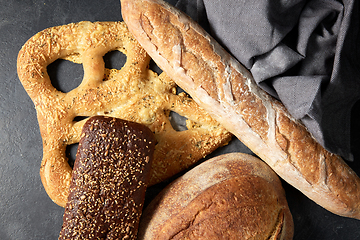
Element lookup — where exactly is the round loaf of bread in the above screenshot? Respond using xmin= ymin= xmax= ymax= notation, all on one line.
xmin=138 ymin=152 xmax=293 ymax=239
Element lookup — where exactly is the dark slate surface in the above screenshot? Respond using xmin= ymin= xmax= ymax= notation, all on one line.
xmin=0 ymin=0 xmax=359 ymax=239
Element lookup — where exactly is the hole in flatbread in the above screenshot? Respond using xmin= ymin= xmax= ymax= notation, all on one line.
xmin=73 ymin=116 xmax=89 ymax=123
xmin=169 ymin=111 xmax=188 ymax=131
xmin=47 ymin=59 xmax=84 ymax=93
xmin=149 ymin=59 xmax=162 ymax=75
xmin=66 ymin=143 xmax=79 ymax=169
xmin=103 ymin=50 xmax=127 ymax=70
xmin=176 ymin=87 xmax=186 ymax=95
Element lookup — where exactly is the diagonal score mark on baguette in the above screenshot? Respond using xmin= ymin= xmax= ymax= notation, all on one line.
xmin=17 ymin=21 xmax=232 ymax=207
xmin=121 ymin=0 xmax=360 ymax=219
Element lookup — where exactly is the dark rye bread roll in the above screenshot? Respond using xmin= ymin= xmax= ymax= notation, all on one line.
xmin=138 ymin=153 xmax=294 ymax=239
xmin=59 ymin=116 xmax=156 ymax=239
xmin=121 ymin=0 xmax=360 ymax=219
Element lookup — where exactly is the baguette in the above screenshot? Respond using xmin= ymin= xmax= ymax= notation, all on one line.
xmin=139 ymin=153 xmax=294 ymax=239
xmin=121 ymin=0 xmax=360 ymax=219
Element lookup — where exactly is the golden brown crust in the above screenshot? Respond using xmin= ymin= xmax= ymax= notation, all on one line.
xmin=17 ymin=21 xmax=232 ymax=207
xmin=121 ymin=0 xmax=360 ymax=219
xmin=59 ymin=116 xmax=156 ymax=239
xmin=138 ymin=153 xmax=294 ymax=240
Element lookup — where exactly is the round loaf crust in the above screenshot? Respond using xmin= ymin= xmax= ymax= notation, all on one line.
xmin=138 ymin=152 xmax=294 ymax=240
xmin=16 ymin=21 xmax=232 ymax=207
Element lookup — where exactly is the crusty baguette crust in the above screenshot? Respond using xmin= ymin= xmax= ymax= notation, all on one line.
xmin=121 ymin=0 xmax=360 ymax=219
xmin=139 ymin=153 xmax=294 ymax=239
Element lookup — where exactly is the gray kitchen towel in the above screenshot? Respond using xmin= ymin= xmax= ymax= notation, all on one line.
xmin=175 ymin=0 xmax=360 ymax=161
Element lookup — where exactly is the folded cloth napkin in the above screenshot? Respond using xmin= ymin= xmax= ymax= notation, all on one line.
xmin=176 ymin=0 xmax=360 ymax=161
